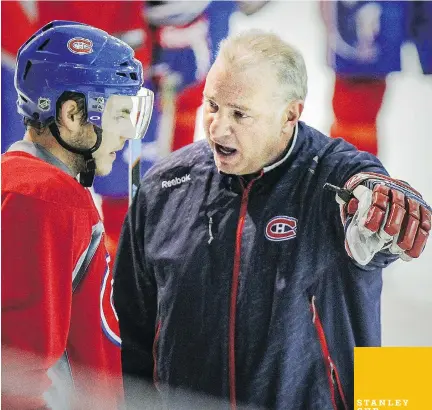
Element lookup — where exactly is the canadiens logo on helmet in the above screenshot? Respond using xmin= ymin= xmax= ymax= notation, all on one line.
xmin=37 ymin=97 xmax=51 ymax=111
xmin=67 ymin=37 xmax=93 ymax=55
xmin=265 ymin=216 xmax=298 ymax=242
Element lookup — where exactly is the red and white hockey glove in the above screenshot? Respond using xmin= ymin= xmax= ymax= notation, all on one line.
xmin=326 ymin=172 xmax=431 ymax=266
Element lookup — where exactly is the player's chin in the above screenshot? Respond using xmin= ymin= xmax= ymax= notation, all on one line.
xmin=95 ymin=162 xmax=113 ymax=176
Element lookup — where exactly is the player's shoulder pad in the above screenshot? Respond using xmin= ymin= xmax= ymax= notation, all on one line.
xmin=2 ymin=153 xmax=93 ymax=209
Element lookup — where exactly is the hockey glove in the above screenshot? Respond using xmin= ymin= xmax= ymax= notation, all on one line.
xmin=326 ymin=172 xmax=431 ymax=266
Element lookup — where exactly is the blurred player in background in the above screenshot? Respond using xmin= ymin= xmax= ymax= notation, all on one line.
xmin=322 ymin=1 xmax=432 ymax=155
xmin=1 ymin=21 xmax=153 ymax=409
xmin=1 ymin=1 xmax=39 ymax=152
xmin=147 ymin=0 xmax=268 ymax=153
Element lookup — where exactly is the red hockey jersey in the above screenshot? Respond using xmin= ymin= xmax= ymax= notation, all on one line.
xmin=1 ymin=142 xmax=122 ymax=409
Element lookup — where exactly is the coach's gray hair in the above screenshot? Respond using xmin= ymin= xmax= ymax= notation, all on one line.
xmin=217 ymin=29 xmax=308 ymax=103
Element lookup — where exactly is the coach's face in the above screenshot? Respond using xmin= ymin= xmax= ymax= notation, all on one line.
xmin=203 ymin=58 xmax=300 ymax=175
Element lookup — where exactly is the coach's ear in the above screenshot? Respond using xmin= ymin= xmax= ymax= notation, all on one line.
xmin=281 ymin=100 xmax=304 ymax=133
xmin=59 ymin=100 xmax=81 ymax=132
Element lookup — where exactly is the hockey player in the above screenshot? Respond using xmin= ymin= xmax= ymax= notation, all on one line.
xmin=113 ymin=30 xmax=431 ymax=410
xmin=34 ymin=0 xmax=156 ymax=281
xmin=322 ymin=1 xmax=432 ymax=155
xmin=1 ymin=21 xmax=153 ymax=409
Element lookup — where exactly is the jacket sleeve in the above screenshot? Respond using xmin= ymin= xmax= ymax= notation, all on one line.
xmin=1 ymin=193 xmax=75 ymax=409
xmin=112 ymin=185 xmax=160 ymax=406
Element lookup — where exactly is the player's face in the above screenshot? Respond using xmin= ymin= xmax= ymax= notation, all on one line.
xmin=93 ymin=96 xmax=137 ymax=176
xmin=71 ymin=123 xmax=124 ymax=176
xmin=203 ymin=59 xmax=290 ymax=175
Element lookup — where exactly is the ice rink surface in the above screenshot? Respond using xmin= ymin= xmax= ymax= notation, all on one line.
xmin=227 ymin=1 xmax=432 ymax=346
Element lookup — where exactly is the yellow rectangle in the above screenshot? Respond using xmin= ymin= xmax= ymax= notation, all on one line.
xmin=354 ymin=347 xmax=432 ymax=410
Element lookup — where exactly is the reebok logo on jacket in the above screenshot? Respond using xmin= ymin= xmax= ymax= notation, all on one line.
xmin=161 ymin=174 xmax=191 ymax=188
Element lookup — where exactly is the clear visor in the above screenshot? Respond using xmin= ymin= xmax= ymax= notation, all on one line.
xmin=87 ymin=88 xmax=154 ymax=140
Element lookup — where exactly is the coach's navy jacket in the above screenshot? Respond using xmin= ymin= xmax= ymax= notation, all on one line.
xmin=113 ymin=122 xmax=396 ymax=410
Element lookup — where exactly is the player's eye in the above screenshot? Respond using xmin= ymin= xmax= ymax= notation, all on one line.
xmin=114 ymin=110 xmax=131 ymax=121
xmin=234 ymin=110 xmax=248 ymax=119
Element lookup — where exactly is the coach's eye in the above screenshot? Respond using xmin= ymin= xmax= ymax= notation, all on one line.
xmin=207 ymin=100 xmax=218 ymax=112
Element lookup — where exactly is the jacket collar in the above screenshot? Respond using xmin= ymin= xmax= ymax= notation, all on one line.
xmin=7 ymin=141 xmax=76 ymax=178
xmin=263 ymin=122 xmax=299 ymax=174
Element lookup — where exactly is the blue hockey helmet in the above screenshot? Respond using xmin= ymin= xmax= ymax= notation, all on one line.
xmin=15 ymin=20 xmax=154 ymax=186
xmin=15 ymin=20 xmax=153 ymax=138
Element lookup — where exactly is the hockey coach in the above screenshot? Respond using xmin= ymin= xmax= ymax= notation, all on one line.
xmin=113 ymin=30 xmax=431 ymax=410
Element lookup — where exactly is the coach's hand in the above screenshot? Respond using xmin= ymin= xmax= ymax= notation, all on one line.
xmin=332 ymin=172 xmax=431 ymax=265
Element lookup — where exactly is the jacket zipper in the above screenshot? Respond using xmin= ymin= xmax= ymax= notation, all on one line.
xmin=228 ymin=172 xmax=263 ymax=410
xmin=153 ymin=320 xmax=161 ymax=390
xmin=310 ymin=296 xmax=348 ymax=410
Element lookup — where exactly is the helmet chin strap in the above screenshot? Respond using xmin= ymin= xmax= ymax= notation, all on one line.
xmin=49 ymin=122 xmax=102 ymax=187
